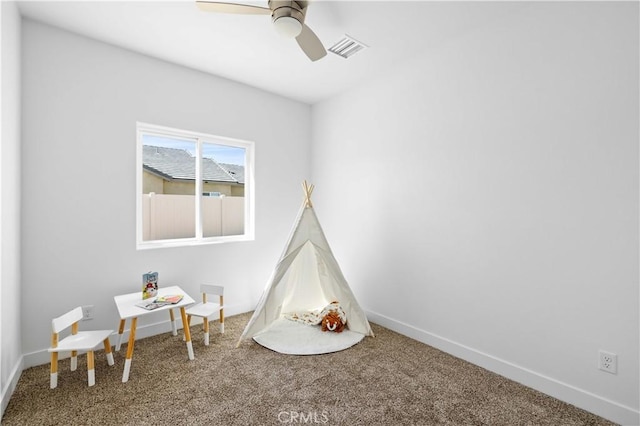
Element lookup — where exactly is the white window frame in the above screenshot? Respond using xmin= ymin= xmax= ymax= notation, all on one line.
xmin=136 ymin=122 xmax=255 ymax=250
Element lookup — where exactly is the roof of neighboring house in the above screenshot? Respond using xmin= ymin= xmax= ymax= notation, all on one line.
xmin=143 ymin=145 xmax=244 ymax=184
xmin=219 ymin=163 xmax=245 ymax=185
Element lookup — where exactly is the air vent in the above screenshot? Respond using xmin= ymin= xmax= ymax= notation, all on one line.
xmin=328 ymin=34 xmax=368 ymax=59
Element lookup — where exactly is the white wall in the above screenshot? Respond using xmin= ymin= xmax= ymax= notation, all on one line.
xmin=0 ymin=1 xmax=23 ymax=417
xmin=20 ymin=20 xmax=310 ymax=363
xmin=311 ymin=2 xmax=638 ymax=425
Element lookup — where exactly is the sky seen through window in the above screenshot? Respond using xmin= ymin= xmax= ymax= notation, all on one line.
xmin=142 ymin=134 xmax=245 ymax=166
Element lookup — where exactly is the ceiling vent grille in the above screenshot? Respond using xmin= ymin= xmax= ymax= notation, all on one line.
xmin=328 ymin=35 xmax=368 ymax=59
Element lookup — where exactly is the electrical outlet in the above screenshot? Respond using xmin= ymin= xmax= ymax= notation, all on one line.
xmin=81 ymin=305 xmax=94 ymax=321
xmin=598 ymin=350 xmax=617 ymax=374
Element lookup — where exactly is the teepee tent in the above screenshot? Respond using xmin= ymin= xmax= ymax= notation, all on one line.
xmin=238 ymin=182 xmax=373 ymax=350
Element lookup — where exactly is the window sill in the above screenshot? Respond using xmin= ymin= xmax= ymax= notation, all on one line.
xmin=136 ymin=234 xmax=255 ymax=250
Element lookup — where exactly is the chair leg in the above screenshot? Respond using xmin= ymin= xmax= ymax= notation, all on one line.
xmin=50 ymin=352 xmax=59 ymax=389
xmin=70 ymin=350 xmax=78 ymax=371
xmin=87 ymin=351 xmax=95 ymax=386
xmin=103 ymin=337 xmax=115 ymax=366
xmin=219 ymin=309 xmax=225 ymax=334
xmin=203 ymin=317 xmax=209 ymax=346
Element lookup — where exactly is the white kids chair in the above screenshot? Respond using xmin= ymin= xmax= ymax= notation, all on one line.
xmin=48 ymin=307 xmax=115 ymax=388
xmin=184 ymin=284 xmax=224 ymax=346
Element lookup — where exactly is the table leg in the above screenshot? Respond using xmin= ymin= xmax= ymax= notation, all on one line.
xmin=179 ymin=307 xmax=194 ymax=360
xmin=116 ymin=319 xmax=126 ymax=351
xmin=168 ymin=309 xmax=177 ymax=336
xmin=122 ymin=317 xmax=137 ymax=383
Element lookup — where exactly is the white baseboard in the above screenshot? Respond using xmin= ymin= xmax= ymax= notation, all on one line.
xmin=365 ymin=310 xmax=639 ymax=426
xmin=1 ymin=355 xmax=24 ymax=418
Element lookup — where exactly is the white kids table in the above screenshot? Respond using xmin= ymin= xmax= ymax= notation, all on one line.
xmin=113 ymin=285 xmax=196 ymax=383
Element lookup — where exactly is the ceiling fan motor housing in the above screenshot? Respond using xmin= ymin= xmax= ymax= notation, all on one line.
xmin=269 ymin=0 xmax=307 ymax=27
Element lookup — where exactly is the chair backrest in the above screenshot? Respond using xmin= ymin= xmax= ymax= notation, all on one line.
xmin=52 ymin=307 xmax=83 ymax=334
xmin=200 ymin=284 xmax=223 ymax=304
xmin=201 ymin=284 xmax=223 ymax=296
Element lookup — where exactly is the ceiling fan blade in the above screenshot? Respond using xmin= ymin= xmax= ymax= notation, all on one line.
xmin=196 ymin=1 xmax=271 ymax=15
xmin=295 ymin=24 xmax=327 ymax=62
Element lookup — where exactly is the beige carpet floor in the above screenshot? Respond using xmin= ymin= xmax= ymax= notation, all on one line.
xmin=2 ymin=312 xmax=614 ymax=425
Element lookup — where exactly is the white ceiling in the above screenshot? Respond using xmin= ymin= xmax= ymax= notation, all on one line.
xmin=17 ymin=1 xmax=530 ymax=105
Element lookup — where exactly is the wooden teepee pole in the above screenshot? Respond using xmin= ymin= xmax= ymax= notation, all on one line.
xmin=302 ymin=180 xmax=315 ymax=208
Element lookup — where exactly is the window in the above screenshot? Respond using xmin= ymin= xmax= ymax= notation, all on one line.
xmin=137 ymin=122 xmax=254 ymax=249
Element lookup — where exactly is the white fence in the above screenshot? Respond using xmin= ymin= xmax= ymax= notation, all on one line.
xmin=142 ymin=193 xmax=244 ymax=241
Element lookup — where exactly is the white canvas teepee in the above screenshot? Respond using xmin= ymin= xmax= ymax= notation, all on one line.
xmin=238 ymin=182 xmax=373 ymax=349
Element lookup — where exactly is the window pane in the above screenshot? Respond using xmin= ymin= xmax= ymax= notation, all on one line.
xmin=202 ymin=142 xmax=246 ymax=238
xmin=141 ymin=134 xmax=196 ymax=241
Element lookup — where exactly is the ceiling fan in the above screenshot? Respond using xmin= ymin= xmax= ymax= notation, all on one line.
xmin=196 ymin=1 xmax=327 ymax=61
